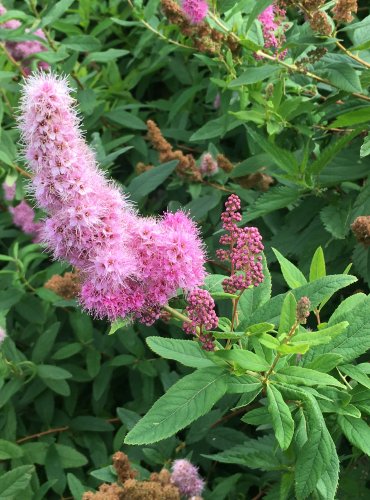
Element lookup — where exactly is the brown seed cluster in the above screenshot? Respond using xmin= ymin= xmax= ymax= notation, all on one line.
xmin=215 ymin=154 xmax=234 ymax=173
xmin=309 ymin=11 xmax=333 ymax=36
xmin=44 ymin=271 xmax=80 ymax=299
xmin=146 ymin=120 xmax=202 ymax=182
xmin=332 ymin=0 xmax=358 ymax=23
xmin=351 ymin=216 xmax=370 ymax=247
xmin=237 ymin=172 xmax=274 ymax=192
xmin=82 ymin=452 xmax=181 ymax=500
xmin=160 ymin=0 xmax=239 ymax=55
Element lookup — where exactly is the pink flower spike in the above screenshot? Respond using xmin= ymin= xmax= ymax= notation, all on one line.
xmin=181 ymin=0 xmax=208 ymax=24
xmin=171 ymin=459 xmax=205 ymax=497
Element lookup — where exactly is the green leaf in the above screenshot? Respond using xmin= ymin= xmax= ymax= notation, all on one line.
xmin=304 ymin=354 xmax=343 ymax=373
xmin=320 ymin=204 xmax=351 ymax=239
xmin=0 ymin=465 xmax=34 ymax=499
xmin=146 ymin=337 xmax=214 ymax=368
xmin=310 ymin=129 xmax=362 ymax=176
xmin=242 ymin=186 xmax=301 ymax=222
xmin=338 ymin=416 xmax=370 ymax=456
xmin=309 ymin=247 xmax=326 ymax=282
xmin=124 ymin=367 xmax=227 ymax=445
xmin=305 ymin=295 xmax=370 ymax=363
xmin=40 ymin=0 xmax=74 ymax=27
xmin=215 ymin=349 xmax=270 ymax=371
xmin=331 ymin=107 xmax=370 ymax=128
xmin=360 ymin=134 xmax=370 ymax=157
xmin=84 ymin=48 xmax=129 ymax=64
xmin=203 ymin=435 xmax=282 ymax=470
xmin=67 ymin=473 xmax=86 ymax=500
xmin=108 ymin=317 xmax=130 ymax=335
xmin=247 ymin=128 xmax=299 ymax=174
xmin=62 ymin=35 xmax=102 ymax=51
xmin=323 ymin=64 xmax=362 ymax=93
xmin=52 ymin=342 xmax=83 ymax=360
xmin=339 ymin=364 xmax=370 ymax=390
xmin=190 ymin=115 xmax=240 ymax=141
xmin=229 ymin=65 xmax=278 ymax=86
xmin=127 ymin=160 xmax=177 ymax=201
xmin=247 ymin=322 xmax=275 ymax=335
xmin=267 ymin=384 xmax=294 ymax=450
xmin=278 ymin=292 xmax=296 ymax=335
xmin=0 ymin=439 xmax=24 ymax=460
xmin=274 ymin=366 xmax=345 ymax=388
xmin=104 ymin=108 xmax=146 ymax=130
xmin=55 ymin=444 xmax=88 ymax=468
xmin=70 ymin=416 xmax=114 ymax=432
xmin=272 ymin=248 xmax=307 ymax=288
xmin=227 ymin=374 xmax=262 ymax=394
xmin=292 ymin=322 xmax=349 ymax=346
xmin=37 ymin=365 xmax=72 ymax=380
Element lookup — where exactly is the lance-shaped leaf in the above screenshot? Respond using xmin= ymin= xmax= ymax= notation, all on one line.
xmin=124 ymin=367 xmax=227 ymax=445
xmin=267 ymin=384 xmax=294 ymax=450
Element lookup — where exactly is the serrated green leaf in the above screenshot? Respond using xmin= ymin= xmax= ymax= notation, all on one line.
xmin=338 ymin=415 xmax=370 ymax=456
xmin=242 ymin=186 xmax=301 ymax=222
xmin=339 ymin=364 xmax=370 ymax=390
xmin=267 ymin=384 xmax=294 ymax=450
xmin=0 ymin=465 xmax=34 ymax=499
xmin=127 ymin=160 xmax=177 ymax=201
xmin=125 ymin=367 xmax=227 ymax=445
xmin=274 ymin=366 xmax=345 ymax=388
xmin=215 ymin=348 xmax=270 ymax=371
xmin=146 ymin=337 xmax=214 ymax=368
xmin=0 ymin=439 xmax=24 ymax=460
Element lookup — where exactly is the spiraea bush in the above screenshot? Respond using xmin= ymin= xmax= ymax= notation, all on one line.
xmin=0 ymin=1 xmax=369 ymax=499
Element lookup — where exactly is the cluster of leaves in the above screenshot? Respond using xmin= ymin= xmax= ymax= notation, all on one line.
xmin=0 ymin=0 xmax=369 ymax=499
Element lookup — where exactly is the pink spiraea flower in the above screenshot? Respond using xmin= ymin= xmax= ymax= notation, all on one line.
xmin=181 ymin=0 xmax=208 ymax=24
xmin=200 ymin=153 xmax=218 ymax=177
xmin=2 ymin=181 xmax=16 ymax=201
xmin=171 ymin=459 xmax=205 ymax=497
xmin=217 ymin=194 xmax=264 ymax=294
xmin=183 ymin=288 xmax=218 ymax=350
xmin=257 ymin=3 xmax=288 ymax=59
xmin=20 ymin=73 xmax=207 ymax=322
xmin=0 ymin=3 xmax=49 ymax=73
xmin=19 ymin=73 xmax=139 ymax=319
xmin=9 ymin=200 xmax=42 ymax=242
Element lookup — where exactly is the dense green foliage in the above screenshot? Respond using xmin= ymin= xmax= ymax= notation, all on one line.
xmin=0 ymin=1 xmax=369 ymax=499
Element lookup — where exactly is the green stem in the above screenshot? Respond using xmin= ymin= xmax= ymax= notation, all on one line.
xmin=263 ymin=320 xmax=299 ymax=383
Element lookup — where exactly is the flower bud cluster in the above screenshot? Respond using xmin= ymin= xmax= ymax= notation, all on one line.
xmin=183 ymin=288 xmax=218 ymax=350
xmin=0 ymin=3 xmax=49 ymax=74
xmin=296 ymin=296 xmax=311 ymax=324
xmin=217 ymin=195 xmax=264 ymax=294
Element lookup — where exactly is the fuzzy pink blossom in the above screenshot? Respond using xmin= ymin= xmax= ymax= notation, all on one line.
xmin=0 ymin=3 xmax=49 ymax=73
xmin=217 ymin=194 xmax=264 ymax=294
xmin=257 ymin=3 xmax=288 ymax=59
xmin=200 ymin=153 xmax=218 ymax=176
xmin=9 ymin=200 xmax=42 ymax=242
xmin=19 ymin=73 xmax=139 ymax=320
xmin=2 ymin=181 xmax=16 ymax=201
xmin=19 ymin=73 xmax=207 ymax=322
xmin=181 ymin=0 xmax=208 ymax=24
xmin=171 ymin=459 xmax=205 ymax=497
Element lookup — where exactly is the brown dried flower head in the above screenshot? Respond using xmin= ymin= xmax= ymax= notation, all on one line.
xmin=44 ymin=271 xmax=80 ymax=300
xmin=332 ymin=0 xmax=358 ymax=23
xmin=351 ymin=216 xmax=370 ymax=247
xmin=216 ymin=154 xmax=234 ymax=173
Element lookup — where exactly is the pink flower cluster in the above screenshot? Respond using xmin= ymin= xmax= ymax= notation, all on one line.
xmin=217 ymin=194 xmax=264 ymax=294
xmin=181 ymin=0 xmax=208 ymax=24
xmin=2 ymin=181 xmax=16 ymax=201
xmin=257 ymin=3 xmax=288 ymax=59
xmin=19 ymin=73 xmax=206 ymax=323
xmin=183 ymin=288 xmax=218 ymax=350
xmin=171 ymin=459 xmax=205 ymax=497
xmin=0 ymin=3 xmax=49 ymax=74
xmin=200 ymin=153 xmax=218 ymax=177
xmin=9 ymin=200 xmax=42 ymax=242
